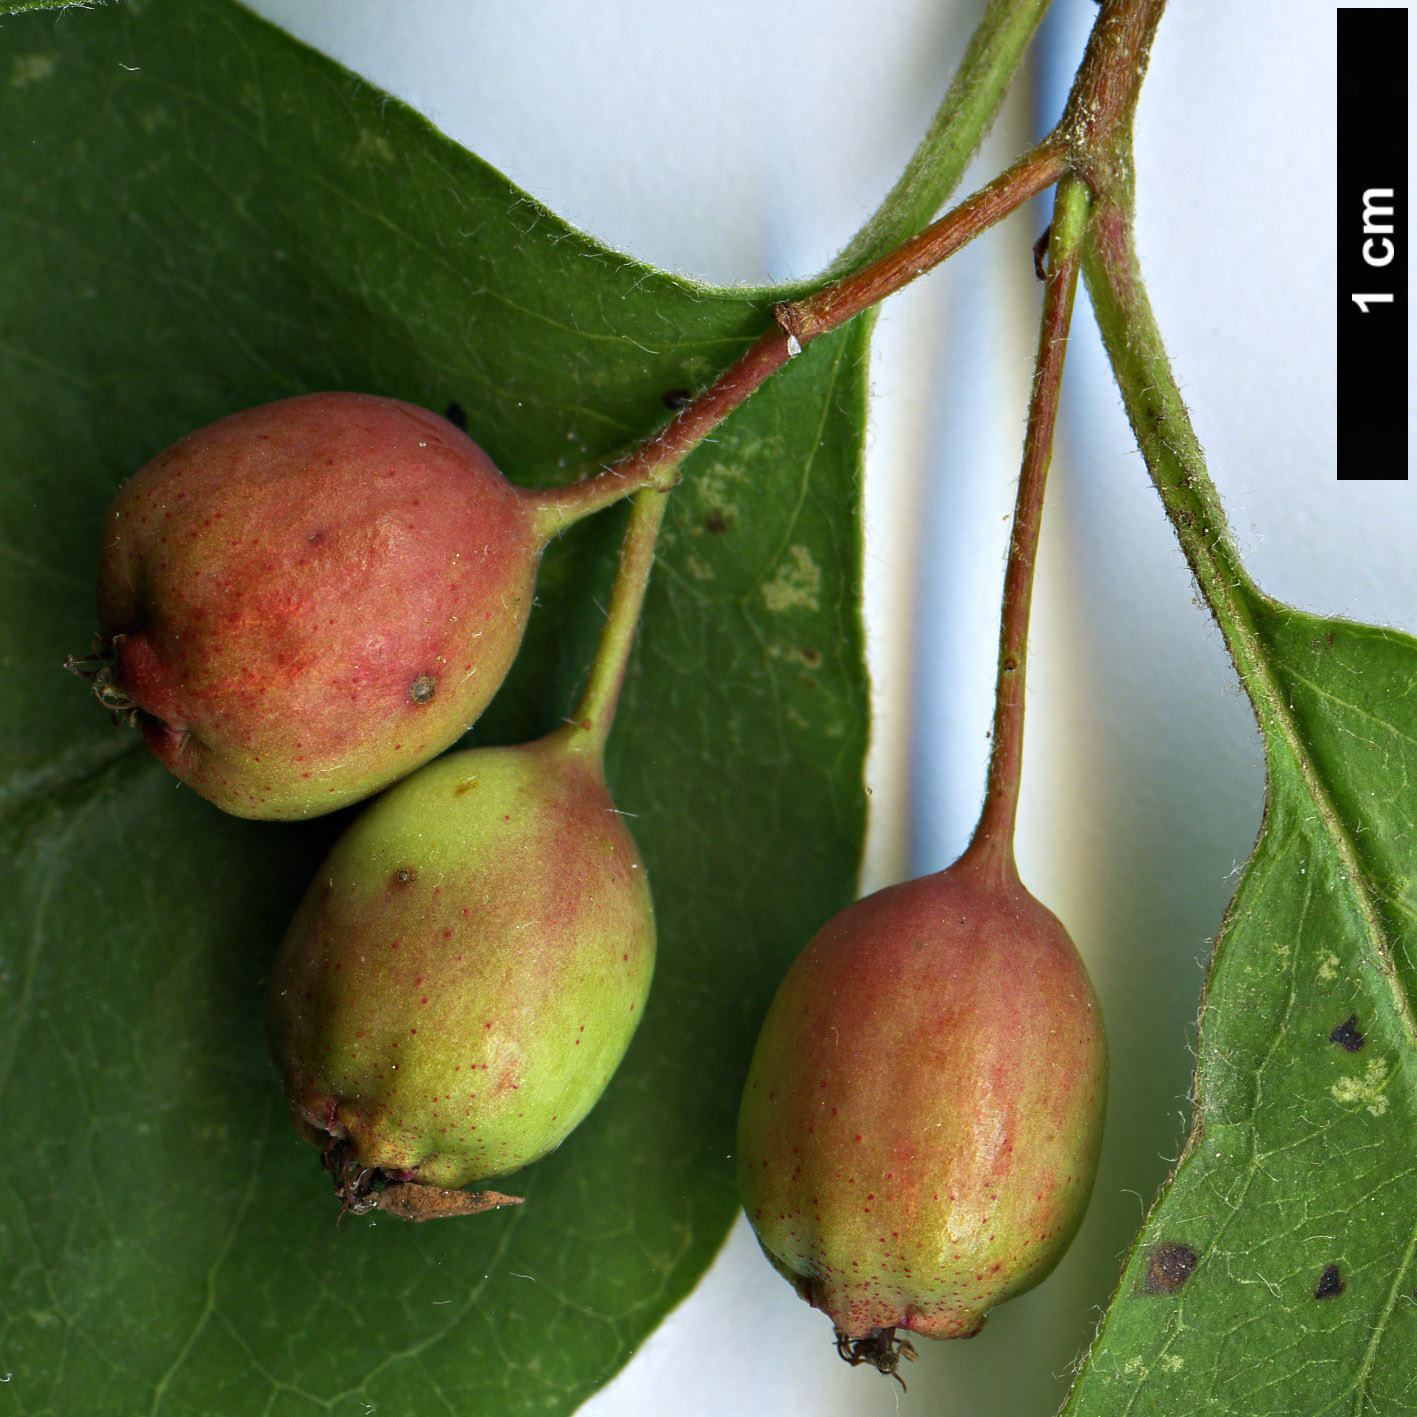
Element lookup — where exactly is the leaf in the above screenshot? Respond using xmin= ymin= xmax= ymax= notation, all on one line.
xmin=0 ymin=3 xmax=870 ymax=1414
xmin=1063 ymin=594 xmax=1417 ymax=1414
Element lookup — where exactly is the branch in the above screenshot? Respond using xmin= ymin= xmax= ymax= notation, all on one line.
xmin=607 ymin=141 xmax=1068 ymax=498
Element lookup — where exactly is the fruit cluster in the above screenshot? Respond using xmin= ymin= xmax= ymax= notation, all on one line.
xmin=76 ymin=381 xmax=1105 ymax=1373
xmin=75 ymin=390 xmax=664 ymax=1215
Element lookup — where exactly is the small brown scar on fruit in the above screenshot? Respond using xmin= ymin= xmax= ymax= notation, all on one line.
xmin=1140 ymin=1241 xmax=1199 ymax=1295
xmin=306 ymin=529 xmax=325 ymax=545
xmin=323 ymin=1139 xmax=379 ymax=1220
xmin=834 ymin=1329 xmax=917 ymax=1391
xmin=444 ymin=400 xmax=467 ymax=429
xmin=409 ymin=673 xmax=437 ymax=705
xmin=1314 ymin=1264 xmax=1346 ymax=1300
xmin=454 ymin=775 xmax=480 ymax=796
xmin=1329 ymin=1015 xmax=1365 ymax=1052
xmin=391 ymin=867 xmax=418 ymax=887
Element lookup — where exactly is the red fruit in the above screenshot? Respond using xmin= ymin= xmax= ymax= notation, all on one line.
xmin=86 ymin=392 xmax=632 ymax=819
xmin=736 ymin=841 xmax=1106 ymax=1350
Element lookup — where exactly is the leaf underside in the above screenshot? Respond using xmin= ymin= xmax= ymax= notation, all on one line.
xmin=0 ymin=4 xmax=870 ymax=1415
xmin=1066 ymin=596 xmax=1417 ymax=1415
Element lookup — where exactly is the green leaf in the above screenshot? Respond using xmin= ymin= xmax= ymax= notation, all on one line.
xmin=1063 ymin=596 xmax=1417 ymax=1413
xmin=0 ymin=3 xmax=869 ymax=1414
xmin=1073 ymin=170 xmax=1417 ymax=1412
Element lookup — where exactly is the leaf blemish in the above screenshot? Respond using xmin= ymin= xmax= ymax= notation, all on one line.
xmin=10 ymin=54 xmax=56 ymax=89
xmin=1331 ymin=1058 xmax=1389 ymax=1116
xmin=1328 ymin=1014 xmax=1365 ymax=1052
xmin=762 ymin=544 xmax=822 ymax=614
xmin=1140 ymin=1241 xmax=1198 ymax=1295
xmin=352 ymin=129 xmax=396 ymax=165
xmin=1314 ymin=1264 xmax=1346 ymax=1301
xmin=694 ymin=460 xmax=745 ymax=529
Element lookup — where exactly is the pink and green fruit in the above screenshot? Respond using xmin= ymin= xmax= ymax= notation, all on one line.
xmin=736 ymin=846 xmax=1106 ymax=1347
xmin=88 ymin=391 xmax=608 ymax=819
xmin=265 ymin=724 xmax=655 ymax=1189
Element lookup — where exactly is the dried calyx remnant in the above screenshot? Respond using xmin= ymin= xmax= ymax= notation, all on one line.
xmin=65 ymin=638 xmax=137 ymax=720
xmin=834 ymin=1329 xmax=918 ymax=1391
xmin=323 ymin=1138 xmax=523 ymax=1222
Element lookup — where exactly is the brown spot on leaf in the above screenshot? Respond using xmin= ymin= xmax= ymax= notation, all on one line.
xmin=1329 ymin=1015 xmax=1365 ymax=1052
xmin=1314 ymin=1264 xmax=1346 ymax=1300
xmin=705 ymin=510 xmax=730 ymax=535
xmin=1141 ymin=1241 xmax=1198 ymax=1295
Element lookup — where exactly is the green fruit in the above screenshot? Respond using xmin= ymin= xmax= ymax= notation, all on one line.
xmin=85 ymin=391 xmax=634 ymax=820
xmin=265 ymin=724 xmax=654 ymax=1188
xmin=736 ymin=845 xmax=1106 ymax=1351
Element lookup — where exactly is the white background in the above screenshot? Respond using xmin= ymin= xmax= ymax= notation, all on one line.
xmin=237 ymin=3 xmax=1415 ymax=1413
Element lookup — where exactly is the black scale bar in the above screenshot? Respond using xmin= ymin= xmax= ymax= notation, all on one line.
xmin=1337 ymin=7 xmax=1409 ymax=480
